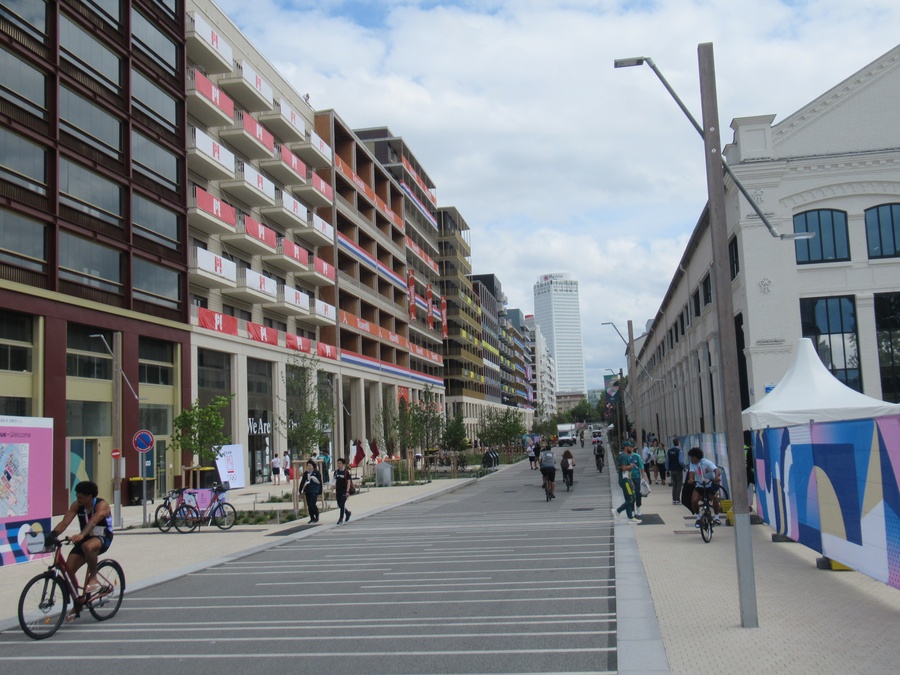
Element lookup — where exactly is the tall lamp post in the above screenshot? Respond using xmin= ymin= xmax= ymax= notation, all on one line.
xmin=611 ymin=43 xmax=812 ymax=628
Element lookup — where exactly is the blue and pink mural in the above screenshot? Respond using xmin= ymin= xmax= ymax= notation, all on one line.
xmin=753 ymin=415 xmax=900 ymax=589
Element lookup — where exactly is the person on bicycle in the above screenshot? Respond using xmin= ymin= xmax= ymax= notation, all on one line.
xmin=593 ymin=436 xmax=604 ymax=471
xmin=686 ymin=447 xmax=722 ymax=527
xmin=539 ymin=445 xmax=556 ymax=499
xmin=560 ymin=449 xmax=575 ymax=487
xmin=46 ymin=481 xmax=113 ymax=593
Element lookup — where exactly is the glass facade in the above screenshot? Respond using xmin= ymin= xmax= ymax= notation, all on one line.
xmin=0 ymin=310 xmax=32 ymax=372
xmin=0 ymin=45 xmax=46 ymax=116
xmin=0 ymin=127 xmax=46 ymax=194
xmin=800 ymin=296 xmax=861 ymax=392
xmin=0 ymin=207 xmax=45 ymax=271
xmin=59 ymin=231 xmax=122 ymax=292
xmin=60 ymin=15 xmax=121 ymax=93
xmin=59 ymin=158 xmax=123 ymax=225
xmin=60 ymin=86 xmax=121 ymax=158
xmin=865 ymin=204 xmax=900 ymax=260
xmin=132 ymin=192 xmax=180 ymax=248
xmin=133 ymin=257 xmax=180 ymax=309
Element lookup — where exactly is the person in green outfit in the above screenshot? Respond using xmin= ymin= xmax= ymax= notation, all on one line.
xmin=613 ymin=442 xmax=641 ymax=523
xmin=629 ymin=444 xmax=645 ymax=516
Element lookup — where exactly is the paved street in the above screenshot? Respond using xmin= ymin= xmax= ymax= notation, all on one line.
xmin=0 ymin=445 xmax=620 ymax=674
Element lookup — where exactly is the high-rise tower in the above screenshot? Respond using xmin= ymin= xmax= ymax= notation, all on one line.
xmin=533 ymin=273 xmax=586 ymax=398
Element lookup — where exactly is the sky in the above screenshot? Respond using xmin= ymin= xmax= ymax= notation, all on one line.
xmin=214 ymin=0 xmax=900 ymax=391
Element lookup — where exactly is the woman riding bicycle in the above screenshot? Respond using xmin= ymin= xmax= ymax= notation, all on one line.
xmin=686 ymin=447 xmax=722 ymax=527
xmin=560 ymin=449 xmax=575 ymax=488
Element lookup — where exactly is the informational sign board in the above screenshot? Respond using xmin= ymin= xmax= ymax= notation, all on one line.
xmin=215 ymin=444 xmax=246 ymax=488
xmin=0 ymin=416 xmax=54 ymax=566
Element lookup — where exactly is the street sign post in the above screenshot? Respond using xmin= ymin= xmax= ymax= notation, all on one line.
xmin=133 ymin=430 xmax=155 ymax=526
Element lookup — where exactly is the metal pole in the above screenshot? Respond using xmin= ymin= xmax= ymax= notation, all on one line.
xmin=698 ymin=42 xmax=758 ymax=627
xmin=111 ymin=334 xmax=123 ymax=530
xmin=627 ymin=321 xmax=640 ymax=442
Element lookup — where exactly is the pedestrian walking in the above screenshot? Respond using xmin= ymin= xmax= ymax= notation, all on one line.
xmin=628 ymin=444 xmax=645 ymax=516
xmin=653 ymin=440 xmax=667 ymax=484
xmin=333 ymin=457 xmax=354 ymax=525
xmin=283 ymin=451 xmax=291 ymax=480
xmin=642 ymin=441 xmax=654 ymax=484
xmin=613 ymin=443 xmax=640 ymax=523
xmin=527 ymin=440 xmax=536 ymax=470
xmin=666 ymin=439 xmax=685 ymax=505
xmin=298 ymin=460 xmax=322 ymax=523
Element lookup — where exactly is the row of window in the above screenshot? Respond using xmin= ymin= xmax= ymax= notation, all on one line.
xmin=793 ymin=206 xmax=900 ymax=263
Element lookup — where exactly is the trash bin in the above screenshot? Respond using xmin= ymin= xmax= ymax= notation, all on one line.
xmin=198 ymin=467 xmax=217 ymax=488
xmin=490 ymin=450 xmax=500 ymax=467
xmin=127 ymin=477 xmax=156 ymax=505
xmin=375 ymin=462 xmax=393 ymax=487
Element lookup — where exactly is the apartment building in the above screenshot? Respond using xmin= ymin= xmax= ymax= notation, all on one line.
xmin=437 ymin=206 xmax=485 ymax=441
xmin=0 ymin=0 xmax=193 ymax=511
xmin=524 ymin=314 xmax=557 ymax=419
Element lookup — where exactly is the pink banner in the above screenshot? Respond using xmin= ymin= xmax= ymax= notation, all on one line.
xmin=407 ymin=269 xmax=416 ymax=321
xmin=441 ymin=296 xmax=448 ymax=338
xmin=247 ymin=322 xmax=279 ymax=345
xmin=198 ymin=307 xmax=238 ymax=335
xmin=286 ymin=333 xmax=311 ymax=352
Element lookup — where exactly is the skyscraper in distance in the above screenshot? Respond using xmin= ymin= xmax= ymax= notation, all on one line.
xmin=533 ymin=273 xmax=586 ymax=398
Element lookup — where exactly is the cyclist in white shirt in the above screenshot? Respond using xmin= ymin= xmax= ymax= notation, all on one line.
xmin=686 ymin=447 xmax=722 ymax=527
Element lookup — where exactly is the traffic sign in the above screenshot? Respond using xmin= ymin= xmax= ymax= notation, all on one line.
xmin=112 ymin=447 xmax=121 ymax=459
xmin=133 ymin=429 xmax=155 ymax=454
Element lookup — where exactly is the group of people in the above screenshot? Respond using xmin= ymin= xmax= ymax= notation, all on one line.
xmin=614 ymin=438 xmax=722 ymax=528
xmin=525 ymin=439 xmax=576 ymax=499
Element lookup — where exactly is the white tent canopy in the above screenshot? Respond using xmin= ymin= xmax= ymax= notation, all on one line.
xmin=742 ymin=338 xmax=900 ymax=429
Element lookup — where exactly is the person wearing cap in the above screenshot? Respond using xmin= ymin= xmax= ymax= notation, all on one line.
xmin=613 ymin=442 xmax=641 ymax=523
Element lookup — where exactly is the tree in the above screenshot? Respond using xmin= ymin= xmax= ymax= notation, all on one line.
xmin=279 ymin=353 xmax=334 ymax=460
xmin=372 ymin=393 xmax=400 ymax=458
xmin=413 ymin=387 xmax=444 ymax=456
xmin=443 ymin=413 xmax=468 ymax=454
xmin=568 ymin=397 xmax=595 ymax=424
xmin=170 ymin=395 xmax=233 ymax=465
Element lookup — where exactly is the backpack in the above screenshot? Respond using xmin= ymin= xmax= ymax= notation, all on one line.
xmin=561 ymin=457 xmax=570 ymax=470
xmin=539 ymin=450 xmax=554 ymax=468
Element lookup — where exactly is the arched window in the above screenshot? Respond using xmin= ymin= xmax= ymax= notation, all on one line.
xmin=865 ymin=203 xmax=900 ymax=259
xmin=793 ymin=209 xmax=850 ymax=264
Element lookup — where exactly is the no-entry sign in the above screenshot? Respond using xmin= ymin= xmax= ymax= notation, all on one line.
xmin=112 ymin=447 xmax=121 ymax=459
xmin=133 ymin=429 xmax=155 ymax=454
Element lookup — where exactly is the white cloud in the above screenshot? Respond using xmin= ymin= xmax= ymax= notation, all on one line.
xmin=214 ymin=0 xmax=900 ymax=388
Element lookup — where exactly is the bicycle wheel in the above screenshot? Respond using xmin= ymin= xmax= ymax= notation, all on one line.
xmin=174 ymin=504 xmax=200 ymax=533
xmin=19 ymin=573 xmax=68 ymax=640
xmin=87 ymin=559 xmax=125 ymax=621
xmin=212 ymin=502 xmax=236 ymax=530
xmin=155 ymin=503 xmax=173 ymax=532
xmin=700 ymin=512 xmax=713 ymax=543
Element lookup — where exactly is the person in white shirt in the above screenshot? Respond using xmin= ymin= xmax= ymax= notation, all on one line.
xmin=686 ymin=447 xmax=722 ymax=527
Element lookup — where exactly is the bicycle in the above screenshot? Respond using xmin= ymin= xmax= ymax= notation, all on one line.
xmin=544 ymin=473 xmax=552 ymax=501
xmin=179 ymin=483 xmax=237 ymax=531
xmin=562 ymin=464 xmax=574 ymax=491
xmin=18 ymin=533 xmax=125 ymax=639
xmin=695 ymin=483 xmax=728 ymax=543
xmin=155 ymin=488 xmax=201 ymax=534
xmin=594 ymin=446 xmax=605 ymax=473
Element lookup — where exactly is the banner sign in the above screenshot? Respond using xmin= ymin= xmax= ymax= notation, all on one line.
xmin=441 ymin=296 xmax=448 ymax=338
xmin=407 ymin=269 xmax=416 ymax=321
xmin=215 ymin=444 xmax=246 ymax=489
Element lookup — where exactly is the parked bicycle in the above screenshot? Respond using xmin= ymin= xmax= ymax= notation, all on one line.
xmin=154 ymin=488 xmax=200 ymax=534
xmin=18 ymin=533 xmax=124 ymax=639
xmin=179 ymin=483 xmax=236 ymax=531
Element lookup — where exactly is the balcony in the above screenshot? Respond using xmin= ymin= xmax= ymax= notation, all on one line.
xmin=293 ymin=171 xmax=333 ymax=208
xmin=259 ymin=145 xmax=307 ymax=188
xmin=293 ymin=212 xmax=333 ymax=248
xmin=263 ymin=286 xmax=311 ymax=317
xmin=301 ymin=298 xmax=336 ymax=327
xmin=186 ymin=69 xmax=234 ymax=128
xmin=221 ymin=268 xmax=277 ymax=304
xmin=289 ymin=129 xmax=333 ymax=168
xmin=217 ymin=111 xmax=275 ymax=160
xmin=259 ymin=98 xmax=306 ymax=143
xmin=188 ymin=186 xmax=237 ymax=236
xmin=259 ymin=189 xmax=309 ymax=231
xmin=261 ymin=238 xmax=310 ymax=274
xmin=187 ymin=127 xmax=235 ymax=181
xmin=220 ymin=214 xmax=277 ymax=256
xmin=220 ymin=161 xmax=276 ymax=207
xmin=295 ymin=255 xmax=336 ymax=287
xmin=218 ymin=60 xmax=273 ymax=112
xmin=189 ymin=247 xmax=237 ymax=290
xmin=186 ymin=12 xmax=233 ymax=74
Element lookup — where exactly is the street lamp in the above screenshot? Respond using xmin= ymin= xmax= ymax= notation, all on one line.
xmin=614 ymin=56 xmax=814 ymax=242
xmin=615 ymin=45 xmax=759 ymax=627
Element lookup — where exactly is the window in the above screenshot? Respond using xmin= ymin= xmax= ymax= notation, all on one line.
xmin=865 ymin=204 xmax=900 ymax=260
xmin=139 ymin=337 xmax=174 ymax=385
xmin=60 ymin=86 xmax=121 ymax=158
xmin=59 ymin=231 xmax=122 ymax=293
xmin=60 ymin=15 xmax=121 ymax=93
xmin=729 ymin=235 xmax=739 ymax=280
xmin=800 ymin=296 xmax=861 ymax=392
xmin=0 ymin=127 xmax=46 ymax=195
xmin=132 ymin=193 xmax=180 ymax=248
xmin=0 ymin=310 xmax=32 ymax=372
xmin=701 ymin=274 xmax=712 ymax=307
xmin=223 ymin=304 xmax=251 ymax=322
xmin=66 ymin=401 xmax=111 ymax=436
xmin=132 ymin=130 xmax=179 ymax=191
xmin=0 ymin=46 xmax=46 ymax=117
xmin=0 ymin=0 xmax=46 ymax=41
xmin=131 ymin=9 xmax=177 ymax=75
xmin=132 ymin=68 xmax=178 ymax=133
xmin=66 ymin=324 xmax=112 ymax=380
xmin=0 ymin=207 xmax=45 ymax=272
xmin=82 ymin=0 xmax=120 ymax=26
xmin=692 ymin=290 xmax=701 ymax=318
xmin=793 ymin=209 xmax=850 ymax=264
xmin=875 ymin=293 xmax=900 ymax=403
xmin=133 ymin=257 xmax=180 ymax=309
xmin=264 ymin=317 xmax=287 ymax=332
xmin=151 ymin=0 xmax=178 ymax=20
xmin=59 ymin=158 xmax=122 ymax=225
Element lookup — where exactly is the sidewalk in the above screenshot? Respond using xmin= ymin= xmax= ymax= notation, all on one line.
xmin=0 ymin=476 xmax=473 ymax=632
xmin=616 ymin=470 xmax=900 ymax=674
